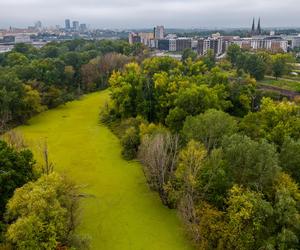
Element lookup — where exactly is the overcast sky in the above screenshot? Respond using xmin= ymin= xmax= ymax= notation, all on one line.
xmin=0 ymin=0 xmax=300 ymax=29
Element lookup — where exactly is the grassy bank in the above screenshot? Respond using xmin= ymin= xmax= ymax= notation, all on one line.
xmin=259 ymin=76 xmax=300 ymax=92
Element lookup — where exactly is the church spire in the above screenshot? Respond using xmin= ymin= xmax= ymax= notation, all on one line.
xmin=257 ymin=17 xmax=261 ymax=35
xmin=251 ymin=17 xmax=255 ymax=35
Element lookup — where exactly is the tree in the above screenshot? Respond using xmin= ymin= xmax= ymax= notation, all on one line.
xmin=182 ymin=49 xmax=197 ymax=62
xmin=142 ymin=56 xmax=181 ymax=77
xmin=280 ymin=137 xmax=300 ymax=184
xmin=182 ymin=109 xmax=237 ymax=151
xmin=0 ymin=141 xmax=36 ymax=236
xmin=6 ymin=52 xmax=29 ymax=67
xmin=21 ymin=85 xmax=45 ymax=121
xmin=0 ymin=71 xmax=26 ymax=130
xmin=174 ymin=84 xmax=231 ymax=117
xmin=5 ymin=173 xmax=88 ymax=250
xmin=240 ymin=97 xmax=300 ymax=146
xmin=165 ymin=107 xmax=188 ymax=132
xmin=222 ymin=134 xmax=280 ymax=192
xmin=199 ymin=149 xmax=232 ymax=208
xmin=109 ymin=63 xmax=143 ymax=118
xmin=270 ymin=173 xmax=300 ymax=249
xmin=272 ymin=54 xmax=294 ymax=79
xmin=176 ymin=140 xmax=207 ymax=196
xmin=202 ymin=49 xmax=216 ymax=69
xmin=227 ymin=44 xmax=241 ymax=67
xmin=245 ymin=53 xmax=267 ymax=80
xmin=222 ymin=185 xmax=273 ymax=250
xmin=138 ymin=132 xmax=179 ymax=204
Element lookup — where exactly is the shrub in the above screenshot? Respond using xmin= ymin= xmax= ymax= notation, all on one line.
xmin=121 ymin=127 xmax=140 ymax=160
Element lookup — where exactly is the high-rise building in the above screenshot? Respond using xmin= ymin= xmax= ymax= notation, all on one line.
xmin=35 ymin=21 xmax=42 ymax=30
xmin=154 ymin=25 xmax=165 ymax=39
xmin=72 ymin=21 xmax=80 ymax=31
xmin=65 ymin=19 xmax=71 ymax=30
xmin=80 ymin=24 xmax=87 ymax=32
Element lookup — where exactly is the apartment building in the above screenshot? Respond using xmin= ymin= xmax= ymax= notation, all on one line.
xmin=233 ymin=37 xmax=288 ymax=52
xmin=176 ymin=38 xmax=192 ymax=52
xmin=197 ymin=37 xmax=224 ymax=56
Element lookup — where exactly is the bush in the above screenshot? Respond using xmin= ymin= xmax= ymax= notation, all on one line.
xmin=121 ymin=127 xmax=140 ymax=160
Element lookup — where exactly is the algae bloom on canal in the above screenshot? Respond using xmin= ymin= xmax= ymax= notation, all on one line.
xmin=14 ymin=91 xmax=193 ymax=250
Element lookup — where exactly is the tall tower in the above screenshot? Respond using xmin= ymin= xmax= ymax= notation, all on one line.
xmin=251 ymin=18 xmax=255 ymax=35
xmin=65 ymin=19 xmax=71 ymax=30
xmin=257 ymin=18 xmax=262 ymax=35
xmin=155 ymin=26 xmax=165 ymax=39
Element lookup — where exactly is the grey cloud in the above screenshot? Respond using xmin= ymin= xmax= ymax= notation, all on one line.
xmin=0 ymin=0 xmax=300 ymax=28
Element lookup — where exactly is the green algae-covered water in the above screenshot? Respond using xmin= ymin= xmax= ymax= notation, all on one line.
xmin=14 ymin=91 xmax=193 ymax=250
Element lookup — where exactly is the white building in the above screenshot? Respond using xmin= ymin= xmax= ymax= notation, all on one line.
xmin=291 ymin=36 xmax=300 ymax=49
xmin=233 ymin=37 xmax=288 ymax=52
xmin=169 ymin=39 xmax=177 ymax=51
xmin=139 ymin=32 xmax=154 ymax=47
xmin=14 ymin=34 xmax=31 ymax=43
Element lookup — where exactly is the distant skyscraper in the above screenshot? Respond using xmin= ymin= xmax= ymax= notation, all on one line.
xmin=80 ymin=23 xmax=87 ymax=32
xmin=154 ymin=25 xmax=165 ymax=39
xmin=65 ymin=19 xmax=71 ymax=30
xmin=34 ymin=21 xmax=42 ymax=30
xmin=72 ymin=21 xmax=80 ymax=31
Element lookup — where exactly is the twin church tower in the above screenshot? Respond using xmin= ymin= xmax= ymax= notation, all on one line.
xmin=251 ymin=18 xmax=262 ymax=35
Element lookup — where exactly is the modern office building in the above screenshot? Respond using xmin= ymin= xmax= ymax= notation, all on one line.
xmin=35 ymin=21 xmax=42 ymax=30
xmin=157 ymin=39 xmax=170 ymax=51
xmin=72 ymin=21 xmax=80 ymax=31
xmin=65 ymin=19 xmax=71 ymax=30
xmin=80 ymin=24 xmax=87 ymax=32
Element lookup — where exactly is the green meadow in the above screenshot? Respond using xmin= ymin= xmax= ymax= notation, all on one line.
xmin=14 ymin=91 xmax=192 ymax=250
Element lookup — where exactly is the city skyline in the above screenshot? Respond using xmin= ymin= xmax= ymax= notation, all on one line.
xmin=1 ymin=0 xmax=300 ymax=29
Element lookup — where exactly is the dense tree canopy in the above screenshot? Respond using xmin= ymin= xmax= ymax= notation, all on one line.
xmin=0 ymin=141 xmax=36 ymax=237
xmin=102 ymin=51 xmax=300 ymax=250
xmin=5 ymin=173 xmax=86 ymax=250
xmin=0 ymin=39 xmax=144 ymax=132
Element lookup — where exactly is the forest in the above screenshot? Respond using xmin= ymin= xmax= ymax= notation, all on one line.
xmin=1 ymin=38 xmax=300 ymax=249
xmin=0 ymin=39 xmax=145 ymax=133
xmin=101 ymin=46 xmax=300 ymax=249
